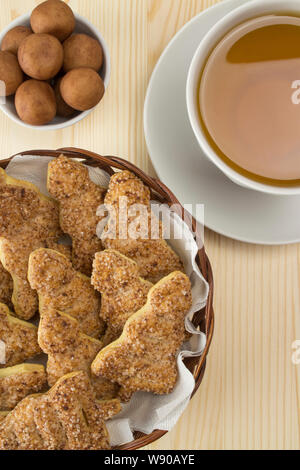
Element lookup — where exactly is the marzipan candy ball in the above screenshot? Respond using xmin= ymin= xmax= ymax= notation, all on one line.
xmin=15 ymin=79 xmax=57 ymax=125
xmin=31 ymin=0 xmax=75 ymax=42
xmin=63 ymin=34 xmax=103 ymax=72
xmin=60 ymin=68 xmax=105 ymax=111
xmin=0 ymin=51 xmax=23 ymax=96
xmin=18 ymin=33 xmax=63 ymax=80
xmin=1 ymin=26 xmax=32 ymax=55
xmin=54 ymin=77 xmax=76 ymax=117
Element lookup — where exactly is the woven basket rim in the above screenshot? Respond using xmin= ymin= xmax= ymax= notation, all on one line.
xmin=0 ymin=148 xmax=215 ymax=450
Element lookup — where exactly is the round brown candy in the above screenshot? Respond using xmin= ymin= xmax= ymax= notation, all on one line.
xmin=15 ymin=79 xmax=57 ymax=125
xmin=0 ymin=51 xmax=23 ymax=96
xmin=54 ymin=77 xmax=76 ymax=117
xmin=30 ymin=0 xmax=75 ymax=42
xmin=18 ymin=33 xmax=64 ymax=81
xmin=1 ymin=26 xmax=32 ymax=55
xmin=60 ymin=68 xmax=105 ymax=111
xmin=63 ymin=34 xmax=103 ymax=72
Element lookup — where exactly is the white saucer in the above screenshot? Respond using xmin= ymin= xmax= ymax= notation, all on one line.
xmin=144 ymin=0 xmax=300 ymax=245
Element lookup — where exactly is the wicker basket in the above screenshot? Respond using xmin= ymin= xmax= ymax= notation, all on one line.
xmin=0 ymin=147 xmax=214 ymax=450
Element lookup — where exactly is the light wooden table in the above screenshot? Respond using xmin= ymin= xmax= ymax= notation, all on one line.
xmin=0 ymin=0 xmax=299 ymax=451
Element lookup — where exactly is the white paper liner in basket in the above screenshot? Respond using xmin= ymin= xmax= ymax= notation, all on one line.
xmin=5 ymin=155 xmax=209 ymax=446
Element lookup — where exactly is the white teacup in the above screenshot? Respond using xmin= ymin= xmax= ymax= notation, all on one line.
xmin=186 ymin=0 xmax=300 ymax=196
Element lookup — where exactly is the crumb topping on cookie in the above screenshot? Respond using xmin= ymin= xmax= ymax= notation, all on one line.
xmin=0 ymin=303 xmax=41 ymax=368
xmin=0 ymin=169 xmax=61 ymax=319
xmin=0 ymin=371 xmax=121 ymax=450
xmin=102 ymin=170 xmax=184 ymax=283
xmin=92 ymin=249 xmax=152 ymax=344
xmin=28 ymin=248 xmax=104 ymax=337
xmin=92 ymin=271 xmax=192 ymax=400
xmin=47 ymin=156 xmax=106 ymax=276
xmin=0 ymin=364 xmax=47 ymax=410
xmin=0 ymin=262 xmax=13 ymax=308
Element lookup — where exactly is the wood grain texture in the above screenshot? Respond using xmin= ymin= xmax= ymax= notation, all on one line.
xmin=0 ymin=0 xmax=299 ymax=450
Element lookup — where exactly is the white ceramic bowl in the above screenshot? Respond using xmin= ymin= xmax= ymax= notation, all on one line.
xmin=186 ymin=0 xmax=300 ymax=196
xmin=0 ymin=12 xmax=110 ymax=130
